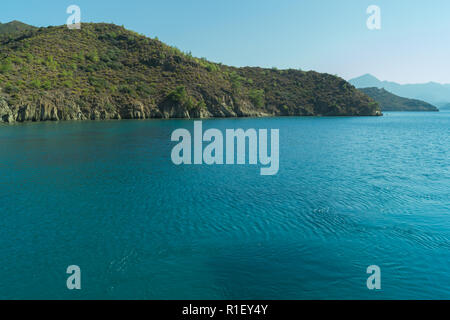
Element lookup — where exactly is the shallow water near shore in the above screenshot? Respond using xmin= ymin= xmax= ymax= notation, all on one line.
xmin=0 ymin=112 xmax=449 ymax=299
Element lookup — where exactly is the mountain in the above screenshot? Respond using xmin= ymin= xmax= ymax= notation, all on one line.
xmin=359 ymin=87 xmax=439 ymax=111
xmin=0 ymin=23 xmax=381 ymax=123
xmin=349 ymin=74 xmax=381 ymax=88
xmin=349 ymin=74 xmax=450 ymax=107
xmin=438 ymin=103 xmax=450 ymax=110
xmin=0 ymin=20 xmax=36 ymax=35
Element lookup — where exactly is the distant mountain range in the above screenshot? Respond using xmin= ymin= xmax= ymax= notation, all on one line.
xmin=359 ymin=87 xmax=438 ymax=112
xmin=349 ymin=74 xmax=450 ymax=109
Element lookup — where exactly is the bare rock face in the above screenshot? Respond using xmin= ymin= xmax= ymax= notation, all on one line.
xmin=159 ymin=100 xmax=190 ymax=119
xmin=0 ymin=98 xmax=14 ymax=123
xmin=13 ymin=103 xmax=59 ymax=122
xmin=119 ymin=102 xmax=150 ymax=119
xmin=38 ymin=102 xmax=60 ymax=121
xmin=62 ymin=101 xmax=86 ymax=121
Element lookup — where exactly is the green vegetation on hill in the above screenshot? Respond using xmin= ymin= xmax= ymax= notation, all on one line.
xmin=359 ymin=87 xmax=439 ymax=112
xmin=0 ymin=20 xmax=36 ymax=35
xmin=0 ymin=22 xmax=381 ymax=123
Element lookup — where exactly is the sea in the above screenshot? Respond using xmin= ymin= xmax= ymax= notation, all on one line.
xmin=0 ymin=111 xmax=449 ymax=299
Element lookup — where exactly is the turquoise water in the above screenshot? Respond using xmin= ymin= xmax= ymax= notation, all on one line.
xmin=0 ymin=112 xmax=449 ymax=300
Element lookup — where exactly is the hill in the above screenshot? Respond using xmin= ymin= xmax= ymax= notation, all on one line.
xmin=0 ymin=20 xmax=36 ymax=35
xmin=0 ymin=23 xmax=381 ymax=123
xmin=359 ymin=87 xmax=439 ymax=111
xmin=350 ymin=74 xmax=450 ymax=107
xmin=437 ymin=103 xmax=450 ymax=110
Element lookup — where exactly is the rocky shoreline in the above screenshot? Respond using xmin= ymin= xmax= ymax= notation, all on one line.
xmin=0 ymin=98 xmax=382 ymax=124
xmin=0 ymin=95 xmax=274 ymax=123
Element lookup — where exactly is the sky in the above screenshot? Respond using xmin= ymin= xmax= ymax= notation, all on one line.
xmin=1 ymin=0 xmax=450 ymax=84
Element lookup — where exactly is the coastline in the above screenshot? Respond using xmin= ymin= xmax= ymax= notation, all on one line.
xmin=0 ymin=113 xmax=384 ymax=125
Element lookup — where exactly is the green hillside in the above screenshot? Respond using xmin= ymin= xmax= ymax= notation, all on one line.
xmin=359 ymin=87 xmax=439 ymax=111
xmin=0 ymin=20 xmax=36 ymax=35
xmin=0 ymin=23 xmax=381 ymax=123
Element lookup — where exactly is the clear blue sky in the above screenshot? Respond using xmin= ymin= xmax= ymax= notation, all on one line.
xmin=1 ymin=0 xmax=450 ymax=84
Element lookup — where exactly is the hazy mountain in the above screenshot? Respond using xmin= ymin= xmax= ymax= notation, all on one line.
xmin=439 ymin=103 xmax=450 ymax=110
xmin=359 ymin=87 xmax=438 ymax=112
xmin=0 ymin=20 xmax=36 ymax=35
xmin=0 ymin=23 xmax=381 ymax=123
xmin=350 ymin=74 xmax=450 ymax=107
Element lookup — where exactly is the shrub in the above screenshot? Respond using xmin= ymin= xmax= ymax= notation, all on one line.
xmin=30 ymin=79 xmax=41 ymax=89
xmin=205 ymin=63 xmax=219 ymax=72
xmin=118 ymin=85 xmax=133 ymax=95
xmin=73 ymin=52 xmax=85 ymax=63
xmin=107 ymin=61 xmax=122 ymax=70
xmin=167 ymin=86 xmax=195 ymax=109
xmin=4 ymin=82 xmax=19 ymax=94
xmin=249 ymin=89 xmax=265 ymax=107
xmin=167 ymin=86 xmax=188 ymax=103
xmin=46 ymin=56 xmax=58 ymax=71
xmin=25 ymin=53 xmax=34 ymax=63
xmin=41 ymin=80 xmax=52 ymax=90
xmin=62 ymin=80 xmax=73 ymax=88
xmin=12 ymin=56 xmax=24 ymax=65
xmin=197 ymin=58 xmax=219 ymax=72
xmin=86 ymin=51 xmax=100 ymax=63
xmin=184 ymin=96 xmax=195 ymax=110
xmin=88 ymin=76 xmax=107 ymax=89
xmin=136 ymin=84 xmax=153 ymax=96
xmin=0 ymin=58 xmax=13 ymax=74
xmin=196 ymin=100 xmax=206 ymax=110
xmin=60 ymin=70 xmax=73 ymax=78
xmin=229 ymin=71 xmax=247 ymax=90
